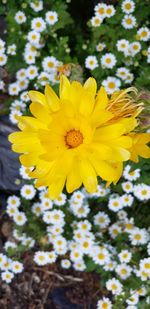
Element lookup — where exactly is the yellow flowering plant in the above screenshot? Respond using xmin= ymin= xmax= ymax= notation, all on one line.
xmin=9 ymin=75 xmax=150 ymax=199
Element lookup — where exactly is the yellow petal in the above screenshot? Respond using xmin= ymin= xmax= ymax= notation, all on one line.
xmin=111 ymin=147 xmax=131 ymax=161
xmin=59 ymin=74 xmax=70 ymax=100
xmin=87 ymin=143 xmax=112 ymax=160
xmin=83 ymin=77 xmax=97 ymax=97
xmin=89 ymin=156 xmax=120 ymax=182
xmin=20 ymin=153 xmax=38 ymax=167
xmin=45 ymin=84 xmax=60 ymax=111
xmin=79 ymin=159 xmax=97 ymax=193
xmin=30 ymin=102 xmax=51 ymax=125
xmin=95 ymin=86 xmax=108 ymax=109
xmin=94 ymin=123 xmax=125 ymax=141
xmin=79 ymin=91 xmax=95 ymax=116
xmin=17 ymin=116 xmax=47 ymax=131
xmin=48 ymin=176 xmax=66 ymax=199
xmin=66 ymin=159 xmax=82 ymax=193
xmin=28 ymin=90 xmax=47 ymax=106
xmin=91 ymin=109 xmax=113 ymax=127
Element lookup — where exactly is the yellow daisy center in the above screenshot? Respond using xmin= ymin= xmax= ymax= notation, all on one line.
xmin=65 ymin=129 xmax=83 ymax=148
xmin=102 ymin=303 xmax=109 ymax=309
xmin=125 ymin=3 xmax=132 ymax=9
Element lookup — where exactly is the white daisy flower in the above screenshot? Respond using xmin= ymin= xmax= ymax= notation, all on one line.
xmin=8 ymin=82 xmax=20 ymax=95
xmin=20 ymin=91 xmax=30 ymax=102
xmin=24 ymin=52 xmax=36 ymax=64
xmin=140 ymin=258 xmax=150 ymax=274
xmin=72 ymin=204 xmax=90 ymax=218
xmin=137 ymin=27 xmax=150 ymax=41
xmin=91 ymin=16 xmax=102 ymax=27
xmin=96 ymin=42 xmax=106 ymax=52
xmin=101 ymin=53 xmax=117 ymax=69
xmin=116 ymin=39 xmax=129 ymax=52
xmin=124 ymin=72 xmax=134 ymax=84
xmin=9 ymin=110 xmax=22 ymax=124
xmin=130 ymin=42 xmax=141 ymax=56
xmin=19 ymin=166 xmax=32 ymax=180
xmin=11 ymin=261 xmax=24 ymax=274
xmin=21 ymin=184 xmax=36 ymax=200
xmin=13 ymin=212 xmax=27 ymax=226
xmin=126 ymin=293 xmax=139 ymax=305
xmin=6 ymin=204 xmax=18 ymax=217
xmin=85 ymin=55 xmax=98 ymax=70
xmin=38 ymin=71 xmax=50 ymax=86
xmin=118 ymin=250 xmax=132 ymax=263
xmin=104 ymin=261 xmax=117 ymax=271
xmin=45 ymin=11 xmax=58 ymax=25
xmin=117 ymin=210 xmax=128 ymax=221
xmin=7 ymin=44 xmax=16 ymax=55
xmin=109 ymin=223 xmax=122 ymax=239
xmin=123 ymin=165 xmax=140 ymax=181
xmin=41 ymin=198 xmax=53 ymax=211
xmin=94 ymin=3 xmax=107 ymax=19
xmin=30 ymin=1 xmax=43 ymax=12
xmin=91 ymin=246 xmax=110 ymax=265
xmin=106 ymin=278 xmax=123 ymax=295
xmin=102 ymin=76 xmax=121 ymax=94
xmin=73 ymin=260 xmax=86 ymax=271
xmin=32 ymin=202 xmax=43 ymax=217
xmin=1 ymin=271 xmax=14 ymax=283
xmin=31 ymin=17 xmax=46 ymax=32
xmin=105 ymin=5 xmax=116 ymax=18
xmin=0 ymin=254 xmax=7 ymax=267
xmin=0 ymin=53 xmax=7 ymax=66
xmin=79 ymin=237 xmax=93 ymax=254
xmin=76 ymin=220 xmax=92 ymax=232
xmin=108 ymin=197 xmax=123 ymax=212
xmin=61 ymin=259 xmax=71 ymax=269
xmin=27 ymin=30 xmax=40 ymax=46
xmin=122 ymin=181 xmax=134 ymax=193
xmin=70 ymin=248 xmax=83 ymax=262
xmin=122 ymin=14 xmax=136 ymax=29
xmin=47 ymin=251 xmax=57 ymax=263
xmin=14 ymin=11 xmax=26 ymax=24
xmin=26 ymin=65 xmax=38 ymax=80
xmin=71 ymin=191 xmax=85 ymax=204
xmin=47 ymin=225 xmax=64 ymax=236
xmin=97 ymin=297 xmax=112 ymax=309
xmin=53 ymin=236 xmax=68 ymax=255
xmin=133 ymin=184 xmax=150 ymax=200
xmin=120 ymin=194 xmax=134 ymax=207
xmin=116 ymin=263 xmax=132 ymax=279
xmin=42 ymin=56 xmax=58 ymax=72
xmin=129 ymin=228 xmax=149 ymax=245
xmin=121 ymin=0 xmax=135 ymax=14
xmin=7 ymin=195 xmax=21 ymax=208
xmin=34 ymin=251 xmax=49 ymax=266
xmin=54 ymin=193 xmax=67 ymax=206
xmin=17 ymin=79 xmax=29 ymax=91
xmin=116 ymin=67 xmax=130 ymax=80
xmin=94 ymin=211 xmax=110 ymax=228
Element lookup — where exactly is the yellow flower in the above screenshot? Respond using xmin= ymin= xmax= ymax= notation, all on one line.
xmin=129 ymin=133 xmax=150 ymax=163
xmin=8 ymin=76 xmax=150 ymax=198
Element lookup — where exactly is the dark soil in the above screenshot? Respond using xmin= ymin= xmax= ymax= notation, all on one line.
xmin=0 ymin=252 xmax=105 ymax=309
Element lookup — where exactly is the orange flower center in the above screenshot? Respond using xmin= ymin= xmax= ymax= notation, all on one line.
xmin=65 ymin=129 xmax=83 ymax=148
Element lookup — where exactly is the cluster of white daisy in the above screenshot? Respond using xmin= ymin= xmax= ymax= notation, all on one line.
xmin=121 ymin=0 xmax=136 ymax=30
xmin=2 ymin=161 xmax=149 ymax=309
xmin=0 ymin=2 xmax=72 ymax=126
xmin=85 ymin=0 xmax=150 ymax=94
xmin=0 ymin=253 xmax=24 ymax=283
xmin=91 ymin=3 xmax=116 ymax=27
